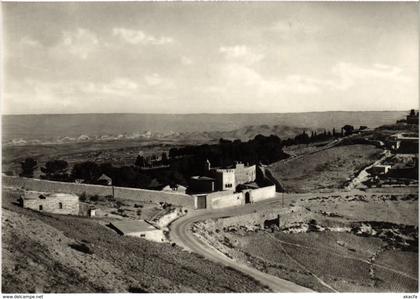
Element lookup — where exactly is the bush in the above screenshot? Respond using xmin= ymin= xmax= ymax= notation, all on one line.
xmin=79 ymin=192 xmax=87 ymax=202
xmin=20 ymin=157 xmax=37 ymax=178
xmin=90 ymin=194 xmax=99 ymax=202
xmin=41 ymin=160 xmax=69 ymax=181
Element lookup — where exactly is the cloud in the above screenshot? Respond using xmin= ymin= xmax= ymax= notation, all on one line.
xmin=8 ymin=77 xmax=139 ymax=100
xmin=55 ymin=28 xmax=99 ymax=59
xmin=219 ymin=45 xmax=264 ymax=65
xmin=331 ymin=62 xmax=411 ymax=90
xmin=81 ymin=78 xmax=139 ymax=96
xmin=144 ymin=73 xmax=175 ymax=90
xmin=181 ymin=56 xmax=193 ymax=65
xmin=112 ymin=27 xmax=173 ymax=45
xmin=206 ymin=56 xmax=415 ymax=106
xmin=216 ymin=45 xmax=322 ymax=97
xmin=144 ymin=73 xmax=163 ymax=86
xmin=3 ymin=79 xmax=73 ymax=114
xmin=270 ymin=20 xmax=321 ymax=37
xmin=19 ymin=36 xmax=42 ymax=48
xmin=210 ymin=63 xmax=324 ymax=101
xmin=3 ymin=76 xmax=178 ymax=114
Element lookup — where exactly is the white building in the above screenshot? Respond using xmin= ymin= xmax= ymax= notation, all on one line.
xmin=109 ymin=220 xmax=166 ymax=242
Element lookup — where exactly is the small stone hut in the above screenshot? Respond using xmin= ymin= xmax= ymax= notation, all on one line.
xmin=20 ymin=191 xmax=80 ymax=215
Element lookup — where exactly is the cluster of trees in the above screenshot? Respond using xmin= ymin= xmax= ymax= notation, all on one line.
xmin=20 ymin=134 xmax=289 ymax=187
xmin=282 ymin=125 xmax=358 ymax=146
xmin=135 ymin=152 xmax=169 ymax=168
xmin=20 ymin=158 xmax=69 ymax=180
xmin=71 ymin=162 xmax=158 ymax=188
xmin=41 ymin=160 xmax=69 ymax=180
xmin=71 ymin=161 xmax=186 ymax=188
xmin=20 ymin=158 xmax=37 ymax=178
xmin=168 ymin=134 xmax=289 ymax=169
xmin=20 ymin=158 xmax=187 ymax=189
xmin=19 ymin=124 xmax=360 ymax=189
xmin=283 ymin=128 xmax=340 ymax=146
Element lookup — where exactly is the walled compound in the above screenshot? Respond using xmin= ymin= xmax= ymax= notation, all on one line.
xmin=190 ymin=161 xmax=278 ymax=210
xmin=4 ymin=175 xmax=195 ymax=208
xmin=5 ymin=161 xmax=280 ymax=212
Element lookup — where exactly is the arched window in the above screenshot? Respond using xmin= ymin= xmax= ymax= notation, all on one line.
xmin=59 ymin=202 xmax=63 ymax=209
xmin=39 ymin=205 xmax=43 ymax=211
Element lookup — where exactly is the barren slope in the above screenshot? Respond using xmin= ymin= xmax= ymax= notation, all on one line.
xmin=2 ymin=190 xmax=267 ymax=293
xmin=269 ymin=145 xmax=383 ymax=193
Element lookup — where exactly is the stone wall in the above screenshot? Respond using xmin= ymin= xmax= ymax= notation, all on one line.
xmin=3 ymin=175 xmax=194 ymax=208
xmin=248 ymin=185 xmax=276 ymax=203
xmin=235 ymin=164 xmax=256 ymax=185
xmin=154 ymin=208 xmax=183 ymax=228
xmin=209 ymin=191 xmax=244 ymax=209
xmin=113 ymin=186 xmax=193 ymax=208
xmin=213 ymin=206 xmax=308 ymax=229
xmin=192 ymin=185 xmax=276 ymax=210
xmin=23 ymin=196 xmax=80 ymax=215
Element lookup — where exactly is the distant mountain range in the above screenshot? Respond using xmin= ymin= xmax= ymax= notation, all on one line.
xmin=2 ymin=111 xmax=407 ymax=146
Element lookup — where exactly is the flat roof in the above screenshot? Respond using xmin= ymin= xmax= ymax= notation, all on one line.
xmin=110 ymin=220 xmax=158 ymax=234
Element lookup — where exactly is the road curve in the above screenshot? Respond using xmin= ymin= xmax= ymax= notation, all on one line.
xmin=169 ymin=201 xmax=314 ymax=293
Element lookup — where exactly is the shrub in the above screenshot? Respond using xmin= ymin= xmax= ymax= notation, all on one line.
xmin=20 ymin=157 xmax=37 ymax=178
xmin=90 ymin=194 xmax=99 ymax=202
xmin=79 ymin=192 xmax=87 ymax=202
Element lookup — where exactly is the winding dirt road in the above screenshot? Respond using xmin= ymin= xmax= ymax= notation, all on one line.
xmin=168 ymin=197 xmax=314 ymax=292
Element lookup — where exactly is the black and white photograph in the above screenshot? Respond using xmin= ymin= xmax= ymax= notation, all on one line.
xmin=1 ymin=1 xmax=419 ymax=295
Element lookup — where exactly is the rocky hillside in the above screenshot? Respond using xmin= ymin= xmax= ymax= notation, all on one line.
xmin=2 ymin=189 xmax=268 ymax=293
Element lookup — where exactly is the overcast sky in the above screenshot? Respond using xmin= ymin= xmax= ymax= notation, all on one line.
xmin=2 ymin=2 xmax=418 ymax=114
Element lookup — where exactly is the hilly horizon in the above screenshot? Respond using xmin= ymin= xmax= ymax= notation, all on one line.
xmin=2 ymin=111 xmax=408 ymax=144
